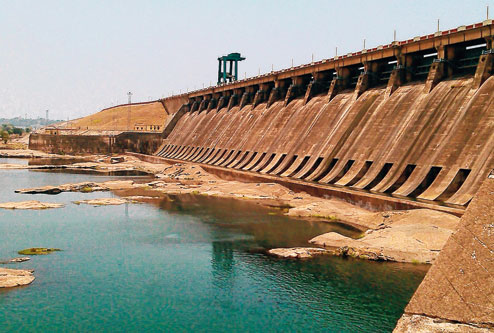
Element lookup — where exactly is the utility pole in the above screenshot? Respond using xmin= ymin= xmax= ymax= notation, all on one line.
xmin=127 ymin=92 xmax=132 ymax=131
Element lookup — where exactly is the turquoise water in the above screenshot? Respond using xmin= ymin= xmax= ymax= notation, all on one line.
xmin=0 ymin=166 xmax=427 ymax=332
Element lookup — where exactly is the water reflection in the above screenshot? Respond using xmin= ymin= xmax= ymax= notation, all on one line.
xmin=152 ymin=194 xmax=362 ymax=250
xmin=211 ymin=241 xmax=235 ymax=285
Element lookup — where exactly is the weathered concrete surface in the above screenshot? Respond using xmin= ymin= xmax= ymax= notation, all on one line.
xmin=158 ymin=76 xmax=494 ymax=209
xmin=395 ymin=178 xmax=494 ymax=331
xmin=0 ymin=268 xmax=35 ymax=288
xmin=29 ymin=131 xmax=163 ymax=155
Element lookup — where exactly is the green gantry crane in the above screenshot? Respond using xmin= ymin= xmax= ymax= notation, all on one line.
xmin=217 ymin=53 xmax=246 ymax=85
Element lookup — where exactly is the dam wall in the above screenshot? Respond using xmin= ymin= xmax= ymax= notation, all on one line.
xmin=29 ymin=132 xmax=162 ymax=155
xmin=156 ymin=21 xmax=494 ymax=209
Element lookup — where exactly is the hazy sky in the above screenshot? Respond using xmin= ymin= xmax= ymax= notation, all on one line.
xmin=0 ymin=0 xmax=491 ymax=120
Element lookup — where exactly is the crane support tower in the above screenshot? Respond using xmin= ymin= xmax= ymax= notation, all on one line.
xmin=217 ymin=53 xmax=245 ymax=85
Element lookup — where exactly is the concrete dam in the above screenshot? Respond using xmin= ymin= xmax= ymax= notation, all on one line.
xmin=27 ymin=20 xmax=494 ymax=331
xmin=154 ymin=21 xmax=494 ymax=212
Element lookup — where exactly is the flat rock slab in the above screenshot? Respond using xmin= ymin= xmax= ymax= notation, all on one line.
xmin=0 ymin=201 xmax=64 ymax=210
xmin=16 ymin=181 xmax=134 ymax=195
xmin=394 ymin=314 xmax=493 ymax=332
xmin=0 ymin=267 xmax=35 ymax=288
xmin=268 ymin=247 xmax=332 ymax=259
xmin=73 ymin=198 xmax=132 ymax=206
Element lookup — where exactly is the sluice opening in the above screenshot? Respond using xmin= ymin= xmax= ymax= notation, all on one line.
xmin=364 ymin=163 xmax=393 ymax=190
xmin=237 ymin=152 xmax=258 ymax=169
xmin=456 ymin=43 xmax=485 ymax=76
xmin=265 ymin=154 xmax=287 ymax=173
xmin=435 ymin=168 xmax=471 ymax=202
xmin=184 ymin=147 xmax=199 ymax=160
xmin=408 ymin=166 xmax=442 ymax=198
xmin=222 ymin=150 xmax=241 ymax=167
xmin=378 ymin=61 xmax=396 ymax=85
xmin=217 ymin=150 xmax=235 ymax=165
xmin=313 ymin=158 xmax=339 ymax=182
xmin=288 ymin=155 xmax=310 ymax=177
xmin=300 ymin=157 xmax=324 ymax=179
xmin=164 ymin=145 xmax=179 ymax=157
xmin=350 ymin=68 xmax=362 ymax=88
xmin=329 ymin=159 xmax=355 ymax=184
xmin=247 ymin=152 xmax=266 ymax=170
xmin=275 ymin=155 xmax=297 ymax=176
xmin=413 ymin=52 xmax=436 ymax=82
xmin=231 ymin=151 xmax=250 ymax=168
xmin=199 ymin=148 xmax=215 ymax=162
xmin=191 ymin=147 xmax=205 ymax=160
xmin=256 ymin=153 xmax=276 ymax=171
xmin=346 ymin=161 xmax=373 ymax=186
xmin=385 ymin=164 xmax=417 ymax=194
xmin=210 ymin=149 xmax=227 ymax=164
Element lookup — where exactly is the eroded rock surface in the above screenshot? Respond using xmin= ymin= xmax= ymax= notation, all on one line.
xmin=310 ymin=209 xmax=459 ymax=263
xmin=268 ymin=247 xmax=332 ymax=259
xmin=0 ymin=268 xmax=35 ymax=288
xmin=0 ymin=201 xmax=64 ymax=210
xmin=13 ymin=158 xmax=461 ymax=264
xmin=16 ymin=181 xmax=134 ymax=194
xmin=73 ymin=198 xmax=135 ymax=206
xmin=394 ymin=314 xmax=493 ymax=332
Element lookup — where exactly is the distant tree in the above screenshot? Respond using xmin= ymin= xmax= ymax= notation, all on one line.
xmin=12 ymin=127 xmax=23 ymax=135
xmin=25 ymin=127 xmax=31 ymax=133
xmin=1 ymin=131 xmax=9 ymax=144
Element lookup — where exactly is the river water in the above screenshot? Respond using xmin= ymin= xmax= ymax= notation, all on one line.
xmin=0 ymin=163 xmax=427 ymax=332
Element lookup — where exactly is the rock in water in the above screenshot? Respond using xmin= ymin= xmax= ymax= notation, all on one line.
xmin=9 ymin=257 xmax=30 ymax=263
xmin=17 ymin=248 xmax=61 ymax=255
xmin=72 ymin=198 xmax=131 ymax=206
xmin=0 ymin=268 xmax=35 ymax=288
xmin=268 ymin=247 xmax=332 ymax=259
xmin=0 ymin=201 xmax=64 ymax=210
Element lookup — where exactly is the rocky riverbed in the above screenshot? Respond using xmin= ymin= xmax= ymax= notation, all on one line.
xmin=3 ymin=151 xmax=461 ymax=264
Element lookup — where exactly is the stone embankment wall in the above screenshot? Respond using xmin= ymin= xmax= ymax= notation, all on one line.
xmin=29 ymin=132 xmax=162 ymax=155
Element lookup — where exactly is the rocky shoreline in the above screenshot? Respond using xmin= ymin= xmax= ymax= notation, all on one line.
xmin=1 ymin=150 xmax=461 ymax=264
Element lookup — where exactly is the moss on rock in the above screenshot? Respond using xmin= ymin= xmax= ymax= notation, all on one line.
xmin=18 ymin=248 xmax=61 ymax=255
